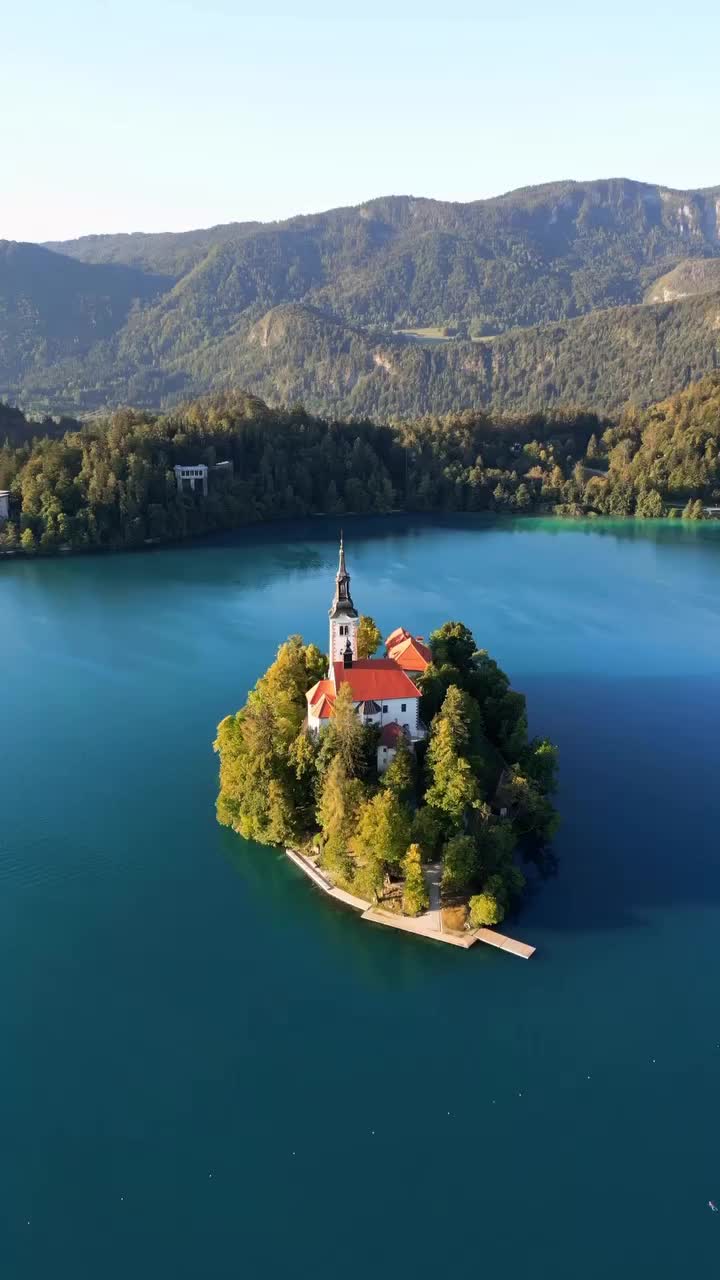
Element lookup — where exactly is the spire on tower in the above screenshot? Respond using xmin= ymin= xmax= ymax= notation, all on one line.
xmin=329 ymin=532 xmax=357 ymax=619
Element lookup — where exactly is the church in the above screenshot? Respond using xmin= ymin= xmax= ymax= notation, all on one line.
xmin=305 ymin=536 xmax=431 ymax=771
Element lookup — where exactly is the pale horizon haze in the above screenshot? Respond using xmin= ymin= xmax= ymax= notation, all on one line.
xmin=4 ymin=0 xmax=720 ymax=243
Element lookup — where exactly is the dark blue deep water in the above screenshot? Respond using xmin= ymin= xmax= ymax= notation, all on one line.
xmin=2 ymin=514 xmax=720 ymax=1279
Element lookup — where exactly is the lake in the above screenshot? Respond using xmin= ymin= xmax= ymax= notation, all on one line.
xmin=2 ymin=514 xmax=720 ymax=1279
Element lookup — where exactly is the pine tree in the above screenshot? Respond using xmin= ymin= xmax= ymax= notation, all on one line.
xmin=402 ymin=843 xmax=429 ymax=916
xmin=381 ymin=738 xmax=415 ymax=803
xmin=425 ymin=687 xmax=481 ymax=825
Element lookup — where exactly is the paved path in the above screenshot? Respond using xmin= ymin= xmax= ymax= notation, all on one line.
xmin=285 ymin=847 xmax=535 ymax=957
xmin=422 ymin=861 xmax=443 ymax=933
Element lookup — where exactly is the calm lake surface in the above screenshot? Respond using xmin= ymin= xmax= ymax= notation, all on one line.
xmin=2 ymin=514 xmax=720 ymax=1279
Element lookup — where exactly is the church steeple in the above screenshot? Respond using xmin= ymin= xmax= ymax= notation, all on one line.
xmin=328 ymin=532 xmax=359 ymax=667
xmin=331 ymin=531 xmax=355 ymax=615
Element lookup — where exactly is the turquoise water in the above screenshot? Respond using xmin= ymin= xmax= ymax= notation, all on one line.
xmin=2 ymin=514 xmax=720 ymax=1279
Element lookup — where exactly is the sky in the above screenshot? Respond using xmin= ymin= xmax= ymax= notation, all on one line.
xmin=4 ymin=0 xmax=720 ymax=243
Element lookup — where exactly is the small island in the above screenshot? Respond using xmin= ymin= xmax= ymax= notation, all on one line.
xmin=215 ymin=537 xmax=558 ymax=944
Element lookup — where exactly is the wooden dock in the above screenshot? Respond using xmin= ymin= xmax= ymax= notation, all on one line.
xmin=361 ymin=907 xmax=475 ymax=947
xmin=284 ymin=847 xmax=535 ymax=958
xmin=474 ymin=928 xmax=535 ymax=959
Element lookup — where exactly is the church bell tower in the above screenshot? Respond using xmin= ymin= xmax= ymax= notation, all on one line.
xmin=328 ymin=533 xmax=359 ymax=666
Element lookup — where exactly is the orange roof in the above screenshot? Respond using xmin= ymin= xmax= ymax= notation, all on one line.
xmin=306 ymin=679 xmax=336 ymax=720
xmin=387 ymin=634 xmax=432 ymax=673
xmin=385 ymin=626 xmax=411 ymax=650
xmin=332 ymin=659 xmax=420 ymax=702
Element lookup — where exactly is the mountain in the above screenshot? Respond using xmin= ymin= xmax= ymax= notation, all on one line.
xmin=0 ymin=241 xmax=168 ymax=378
xmin=644 ymin=258 xmax=720 ymax=304
xmin=2 ymin=177 xmax=720 ymax=416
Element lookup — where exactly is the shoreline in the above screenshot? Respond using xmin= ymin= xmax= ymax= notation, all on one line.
xmin=3 ymin=507 xmax=719 ymax=563
xmin=284 ymin=846 xmax=536 ymax=959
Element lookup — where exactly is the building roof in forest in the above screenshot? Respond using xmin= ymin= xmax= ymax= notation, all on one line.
xmin=306 ymin=679 xmax=337 ymax=719
xmin=379 ymin=721 xmax=408 ymax=747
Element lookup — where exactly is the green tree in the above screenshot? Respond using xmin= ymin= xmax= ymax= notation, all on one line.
xmin=519 ymin=738 xmax=559 ymax=793
xmin=425 ymin=686 xmax=482 ymax=825
xmin=402 ymin=843 xmax=429 ymax=916
xmin=410 ymin=805 xmax=444 ymax=859
xmin=357 ymin=614 xmax=382 ymax=658
xmin=20 ymin=527 xmax=36 ymax=553
xmin=317 ymin=755 xmax=364 ymax=847
xmin=350 ymin=789 xmax=411 ymax=900
xmin=429 ymin=621 xmax=477 ymax=674
xmin=441 ymin=834 xmax=478 ymax=894
xmin=635 ymin=489 xmax=665 ymax=518
xmin=381 ymin=738 xmax=415 ymax=803
xmin=318 ymin=681 xmax=369 ymax=778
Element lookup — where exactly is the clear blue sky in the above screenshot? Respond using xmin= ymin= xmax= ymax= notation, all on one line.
xmin=4 ymin=0 xmax=719 ymax=242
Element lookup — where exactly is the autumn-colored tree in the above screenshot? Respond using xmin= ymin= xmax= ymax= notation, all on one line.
xmin=357 ymin=614 xmax=382 ymax=659
xmin=350 ymin=790 xmax=411 ymax=901
xmin=402 ymin=843 xmax=429 ymax=916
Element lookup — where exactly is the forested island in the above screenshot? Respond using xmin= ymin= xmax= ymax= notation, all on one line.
xmin=215 ymin=619 xmax=558 ymax=928
xmin=1 ymin=374 xmax=719 ymax=555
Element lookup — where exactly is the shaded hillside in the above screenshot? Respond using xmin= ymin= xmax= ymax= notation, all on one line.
xmin=0 ymin=241 xmax=168 ymax=386
xmin=136 ymin=292 xmax=720 ymax=419
xmin=13 ymin=288 xmax=720 ymax=420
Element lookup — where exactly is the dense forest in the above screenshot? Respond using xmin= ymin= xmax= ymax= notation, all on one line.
xmin=3 ymin=177 xmax=720 ymax=416
xmin=215 ymin=622 xmax=558 ymax=926
xmin=1 ymin=375 xmax=718 ymax=555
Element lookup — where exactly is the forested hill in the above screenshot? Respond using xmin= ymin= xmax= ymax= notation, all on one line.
xmin=2 ymin=375 xmax=719 ymax=554
xmin=3 ymin=177 xmax=720 ymax=416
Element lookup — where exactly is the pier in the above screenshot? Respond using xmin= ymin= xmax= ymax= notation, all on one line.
xmin=285 ymin=847 xmax=535 ymax=958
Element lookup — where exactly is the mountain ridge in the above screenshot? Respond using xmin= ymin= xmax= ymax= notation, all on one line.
xmin=3 ymin=176 xmax=720 ymax=417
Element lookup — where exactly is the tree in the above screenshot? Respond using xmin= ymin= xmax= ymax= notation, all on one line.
xmin=20 ymin=527 xmax=36 ymax=553
xmin=317 ymin=755 xmax=364 ymax=850
xmin=508 ymin=769 xmax=560 ymax=841
xmin=402 ymin=843 xmax=429 ymax=916
xmin=318 ymin=681 xmax=369 ymax=778
xmin=381 ymin=738 xmax=415 ymax=803
xmin=425 ymin=686 xmax=482 ymax=825
xmin=520 ymin=738 xmax=559 ymax=793
xmin=410 ymin=805 xmax=444 ymax=860
xmin=350 ymin=790 xmax=411 ymax=900
xmin=429 ymin=621 xmax=477 ymax=674
xmin=468 ymin=892 xmax=504 ymax=927
xmin=635 ymin=489 xmax=664 ymax=518
xmin=357 ymin=614 xmax=382 ymax=658
xmin=441 ymin=834 xmax=479 ymax=894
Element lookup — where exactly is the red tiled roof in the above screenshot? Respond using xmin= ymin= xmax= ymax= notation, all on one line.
xmin=332 ymin=659 xmax=420 ymax=702
xmin=380 ymin=721 xmax=407 ymax=747
xmin=387 ymin=634 xmax=432 ymax=672
xmin=306 ymin=679 xmax=336 ymax=719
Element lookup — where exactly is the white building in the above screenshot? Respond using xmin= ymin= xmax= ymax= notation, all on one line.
xmin=306 ymin=537 xmax=428 ymax=769
xmin=0 ymin=491 xmax=9 ymax=523
xmin=173 ymin=464 xmax=208 ymax=496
